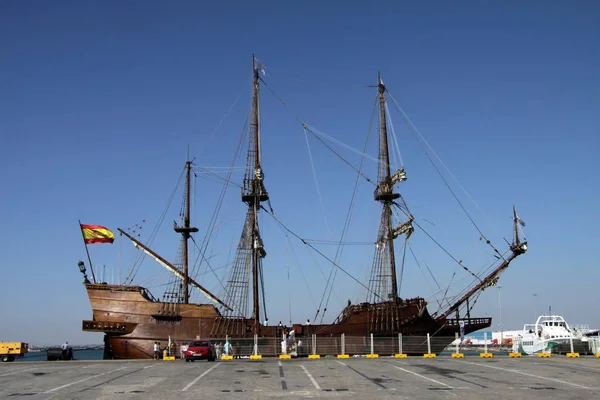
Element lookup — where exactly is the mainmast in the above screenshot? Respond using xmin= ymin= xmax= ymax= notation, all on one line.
xmin=216 ymin=55 xmax=269 ymax=336
xmin=173 ymin=161 xmax=198 ymax=303
xmin=243 ymin=55 xmax=269 ymax=333
xmin=368 ymin=74 xmax=412 ymax=305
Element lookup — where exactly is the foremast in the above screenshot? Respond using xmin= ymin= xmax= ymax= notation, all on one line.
xmin=367 ymin=74 xmax=414 ymax=331
xmin=173 ymin=160 xmax=198 ymax=304
xmin=213 ymin=55 xmax=269 ymax=336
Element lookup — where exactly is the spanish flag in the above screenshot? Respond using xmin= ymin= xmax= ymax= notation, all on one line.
xmin=80 ymin=224 xmax=115 ymax=244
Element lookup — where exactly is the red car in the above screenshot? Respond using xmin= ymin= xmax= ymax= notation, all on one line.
xmin=185 ymin=340 xmax=216 ymax=362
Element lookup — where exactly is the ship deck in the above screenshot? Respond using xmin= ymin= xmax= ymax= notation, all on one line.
xmin=2 ymin=356 xmax=600 ymax=399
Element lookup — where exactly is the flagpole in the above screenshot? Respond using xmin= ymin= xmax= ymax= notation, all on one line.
xmin=79 ymin=220 xmax=97 ymax=283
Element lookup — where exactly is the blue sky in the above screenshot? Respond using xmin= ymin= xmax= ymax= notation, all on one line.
xmin=1 ymin=0 xmax=598 ymax=345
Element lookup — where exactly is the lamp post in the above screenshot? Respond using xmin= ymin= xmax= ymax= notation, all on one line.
xmin=532 ymin=293 xmax=538 ymax=321
xmin=498 ymin=285 xmax=503 ymax=345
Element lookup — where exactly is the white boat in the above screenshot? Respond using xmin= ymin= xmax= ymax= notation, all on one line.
xmin=512 ymin=315 xmax=581 ymax=355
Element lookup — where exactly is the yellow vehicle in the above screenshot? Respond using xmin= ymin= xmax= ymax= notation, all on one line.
xmin=1 ymin=342 xmax=28 ymax=362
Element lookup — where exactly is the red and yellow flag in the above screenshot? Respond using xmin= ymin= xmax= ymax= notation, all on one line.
xmin=80 ymin=224 xmax=115 ymax=244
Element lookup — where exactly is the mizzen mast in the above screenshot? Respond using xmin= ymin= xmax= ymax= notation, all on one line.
xmin=173 ymin=161 xmax=199 ymax=304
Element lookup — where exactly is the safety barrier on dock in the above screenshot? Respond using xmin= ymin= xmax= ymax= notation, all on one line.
xmin=162 ymin=356 xmax=175 ymax=361
xmin=566 ymin=352 xmax=580 ymax=358
xmin=168 ymin=333 xmax=600 ymax=360
xmin=596 ymin=353 xmax=600 ymax=358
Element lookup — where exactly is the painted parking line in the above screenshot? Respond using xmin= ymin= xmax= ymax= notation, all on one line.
xmin=181 ymin=363 xmax=221 ymax=392
xmin=456 ymin=360 xmax=589 ymax=389
xmin=0 ymin=367 xmax=39 ymax=377
xmin=301 ymin=365 xmax=321 ymax=390
xmin=392 ymin=365 xmax=454 ymax=389
xmin=44 ymin=366 xmax=128 ymax=393
xmin=336 ymin=360 xmax=387 ymax=389
xmin=82 ymin=364 xmax=102 ymax=369
xmin=278 ymin=361 xmax=288 ymax=390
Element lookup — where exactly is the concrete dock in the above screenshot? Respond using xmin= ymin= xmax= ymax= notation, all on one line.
xmin=2 ymin=356 xmax=599 ymax=399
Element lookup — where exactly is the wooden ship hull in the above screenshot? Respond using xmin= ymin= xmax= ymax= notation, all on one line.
xmin=82 ymin=283 xmax=489 ymax=358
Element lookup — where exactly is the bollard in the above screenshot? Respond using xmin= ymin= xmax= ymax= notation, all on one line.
xmin=566 ymin=337 xmax=580 ymax=358
xmin=451 ymin=332 xmax=464 ymax=358
xmin=394 ymin=333 xmax=407 ymax=358
xmin=570 ymin=337 xmax=574 ymax=354
xmin=427 ymin=333 xmax=431 ymax=355
xmin=424 ymin=333 xmax=436 ymax=358
xmin=250 ymin=335 xmax=262 ymax=360
xmin=455 ymin=332 xmax=459 ymax=354
xmin=484 ymin=332 xmax=488 ymax=354
xmin=309 ymin=334 xmax=320 ymax=360
xmin=479 ymin=332 xmax=493 ymax=358
xmin=399 ymin=333 xmax=403 ymax=355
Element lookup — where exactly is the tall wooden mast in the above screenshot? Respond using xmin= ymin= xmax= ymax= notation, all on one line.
xmin=241 ymin=56 xmax=269 ymax=333
xmin=368 ymin=73 xmax=413 ymax=314
xmin=174 ymin=161 xmax=198 ymax=303
xmin=215 ymin=55 xmax=269 ymax=336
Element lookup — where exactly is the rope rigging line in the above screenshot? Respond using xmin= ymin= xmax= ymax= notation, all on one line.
xmin=190 ymin=235 xmax=228 ymax=294
xmin=384 ymin=101 xmax=405 ymax=168
xmin=304 ymin=125 xmax=377 ymax=187
xmin=301 ymin=239 xmax=375 ymax=245
xmin=260 ymin=205 xmax=384 ymax=302
xmin=408 ymin=247 xmax=444 ymax=310
xmin=303 ymin=126 xmax=331 ymax=234
xmin=264 ymin=72 xmax=376 ymax=89
xmin=125 ymin=165 xmax=185 ymax=284
xmin=259 ymin=259 xmax=268 ymax=323
xmin=192 ymin=93 xmax=242 ymax=161
xmin=278 ymin=222 xmax=320 ymax=314
xmin=193 ymin=166 xmax=244 ymax=189
xmin=392 ymin=202 xmax=482 ymax=282
xmin=304 ymin=124 xmax=381 ymax=165
xmin=190 ymin=110 xmax=250 ymax=281
xmin=317 ymin=95 xmax=379 ymax=323
xmin=259 ymin=77 xmax=379 ymax=187
xmin=386 ymin=91 xmax=502 ymax=259
xmin=397 ymin=237 xmax=409 ymax=296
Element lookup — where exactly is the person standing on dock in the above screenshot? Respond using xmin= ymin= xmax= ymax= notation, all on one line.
xmin=61 ymin=342 xmax=69 ymax=359
xmin=153 ymin=342 xmax=159 ymax=360
xmin=180 ymin=343 xmax=188 ymax=359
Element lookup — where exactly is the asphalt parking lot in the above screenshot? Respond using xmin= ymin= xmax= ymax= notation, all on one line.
xmin=2 ymin=356 xmax=600 ymax=399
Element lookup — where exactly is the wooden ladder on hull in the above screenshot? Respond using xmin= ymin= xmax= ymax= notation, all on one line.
xmin=369 ymin=302 xmax=425 ymax=333
xmin=210 ymin=317 xmax=252 ymax=337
